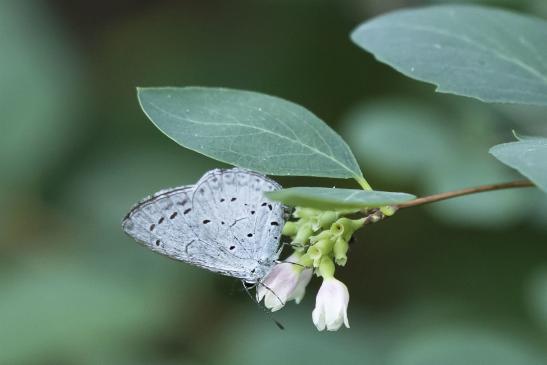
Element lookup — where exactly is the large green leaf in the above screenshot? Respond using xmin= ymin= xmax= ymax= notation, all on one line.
xmin=490 ymin=135 xmax=547 ymax=192
xmin=266 ymin=187 xmax=415 ymax=209
xmin=138 ymin=87 xmax=363 ymax=179
xmin=351 ymin=5 xmax=547 ymax=106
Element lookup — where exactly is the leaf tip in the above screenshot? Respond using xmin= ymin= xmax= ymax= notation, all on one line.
xmin=488 ymin=144 xmax=501 ymax=157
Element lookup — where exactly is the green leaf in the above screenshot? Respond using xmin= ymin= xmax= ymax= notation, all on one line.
xmin=490 ymin=136 xmax=547 ymax=192
xmin=138 ymin=87 xmax=363 ymax=179
xmin=265 ymin=187 xmax=415 ymax=209
xmin=351 ymin=5 xmax=547 ymax=106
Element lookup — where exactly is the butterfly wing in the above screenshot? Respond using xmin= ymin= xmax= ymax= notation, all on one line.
xmin=122 ymin=185 xmax=194 ymax=257
xmin=191 ymin=168 xmax=285 ymax=281
xmin=122 ymin=185 xmax=235 ymax=274
xmin=122 ymin=168 xmax=285 ymax=282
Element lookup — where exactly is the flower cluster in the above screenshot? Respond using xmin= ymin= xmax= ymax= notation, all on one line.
xmin=257 ymin=207 xmax=364 ymax=331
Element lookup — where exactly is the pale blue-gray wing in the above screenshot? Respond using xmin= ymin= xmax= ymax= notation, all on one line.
xmin=191 ymin=168 xmax=285 ymax=278
xmin=122 ymin=185 xmax=239 ymax=274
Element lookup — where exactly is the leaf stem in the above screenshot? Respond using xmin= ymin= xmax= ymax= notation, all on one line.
xmin=356 ymin=176 xmax=373 ymax=191
xmin=397 ymin=180 xmax=535 ymax=209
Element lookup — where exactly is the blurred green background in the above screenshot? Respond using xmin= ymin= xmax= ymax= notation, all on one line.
xmin=2 ymin=0 xmax=547 ymax=364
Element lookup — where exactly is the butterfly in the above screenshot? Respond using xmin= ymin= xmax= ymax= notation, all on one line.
xmin=122 ymin=168 xmax=286 ymax=284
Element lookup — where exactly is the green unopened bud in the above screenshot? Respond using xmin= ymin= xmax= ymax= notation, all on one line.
xmin=293 ymin=222 xmax=313 ymax=245
xmin=331 ymin=217 xmax=365 ymax=241
xmin=282 ymin=221 xmax=298 ymax=236
xmin=297 ymin=253 xmax=313 ymax=268
xmin=330 ymin=221 xmax=343 ymax=236
xmin=315 ymin=238 xmax=334 ymax=255
xmin=318 ymin=256 xmax=335 ymax=278
xmin=310 ymin=218 xmax=321 ymax=232
xmin=307 ymin=245 xmax=322 ymax=262
xmin=317 ymin=211 xmax=339 ymax=229
xmin=380 ymin=205 xmax=397 ymax=217
xmin=294 ymin=207 xmax=320 ymax=219
xmin=333 ymin=237 xmax=349 ymax=266
xmin=309 ymin=230 xmax=333 ymax=244
xmin=307 ymin=245 xmax=326 ymax=268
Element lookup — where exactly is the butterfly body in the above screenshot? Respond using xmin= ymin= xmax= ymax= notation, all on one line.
xmin=122 ymin=168 xmax=285 ymax=283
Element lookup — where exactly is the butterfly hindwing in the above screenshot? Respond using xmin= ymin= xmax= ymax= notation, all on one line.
xmin=122 ymin=186 xmax=197 ymax=261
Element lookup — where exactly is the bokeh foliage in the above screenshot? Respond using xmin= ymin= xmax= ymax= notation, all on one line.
xmin=1 ymin=0 xmax=546 ymax=364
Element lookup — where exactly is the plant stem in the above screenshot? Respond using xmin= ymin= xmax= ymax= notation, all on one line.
xmin=397 ymin=180 xmax=534 ymax=209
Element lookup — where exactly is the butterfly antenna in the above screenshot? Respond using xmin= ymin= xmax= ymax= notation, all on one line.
xmin=274 ymin=259 xmax=310 ymax=270
xmin=241 ymin=281 xmax=285 ymax=330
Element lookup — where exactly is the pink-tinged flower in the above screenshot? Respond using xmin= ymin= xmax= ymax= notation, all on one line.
xmin=288 ymin=268 xmax=313 ymax=304
xmin=256 ymin=256 xmax=312 ymax=311
xmin=312 ymin=277 xmax=350 ymax=331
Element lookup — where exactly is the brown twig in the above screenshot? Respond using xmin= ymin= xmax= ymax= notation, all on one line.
xmin=397 ymin=179 xmax=534 ymax=209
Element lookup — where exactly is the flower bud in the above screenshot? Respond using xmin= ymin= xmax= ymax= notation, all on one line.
xmin=293 ymin=222 xmax=313 ymax=246
xmin=309 ymin=230 xmax=332 ymax=244
xmin=297 ymin=253 xmax=313 ymax=268
xmin=317 ymin=211 xmax=339 ymax=229
xmin=282 ymin=221 xmax=298 ymax=237
xmin=293 ymin=207 xmax=320 ymax=219
xmin=307 ymin=245 xmax=322 ymax=267
xmin=333 ymin=237 xmax=349 ymax=266
xmin=331 ymin=217 xmax=364 ymax=241
xmin=380 ymin=205 xmax=397 ymax=217
xmin=315 ymin=238 xmax=334 ymax=255
xmin=318 ymin=256 xmax=335 ymax=279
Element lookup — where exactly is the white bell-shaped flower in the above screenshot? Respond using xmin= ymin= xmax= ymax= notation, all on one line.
xmin=312 ymin=277 xmax=350 ymax=331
